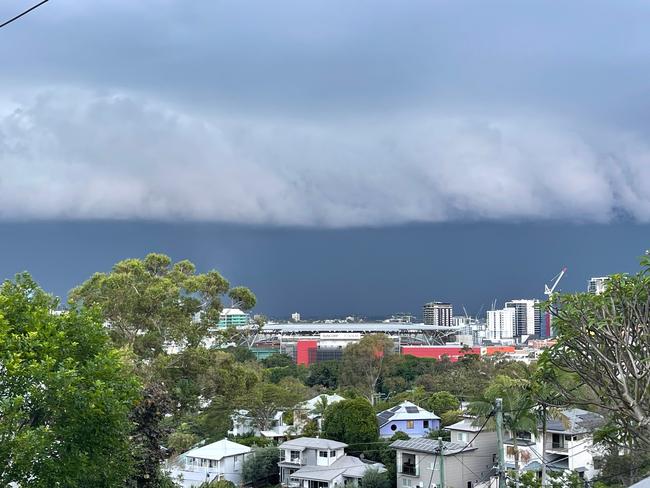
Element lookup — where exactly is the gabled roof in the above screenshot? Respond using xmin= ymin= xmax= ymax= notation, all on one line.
xmin=279 ymin=437 xmax=348 ymax=451
xmin=390 ymin=438 xmax=476 ymax=456
xmin=290 ymin=455 xmax=385 ymax=482
xmin=544 ymin=408 xmax=604 ymax=434
xmin=446 ymin=418 xmax=483 ymax=433
xmin=184 ymin=438 xmax=251 ymax=461
xmin=299 ymin=394 xmax=346 ymax=412
xmin=377 ymin=401 xmax=440 ymax=427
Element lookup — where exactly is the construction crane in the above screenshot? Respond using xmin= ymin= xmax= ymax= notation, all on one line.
xmin=543 ymin=267 xmax=567 ymax=338
xmin=544 ymin=267 xmax=567 ymax=298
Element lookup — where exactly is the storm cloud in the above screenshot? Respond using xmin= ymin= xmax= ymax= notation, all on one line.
xmin=1 ymin=0 xmax=650 ymax=226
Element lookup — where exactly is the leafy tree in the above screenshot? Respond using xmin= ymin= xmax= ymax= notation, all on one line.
xmin=0 ymin=273 xmax=140 ymax=487
xmin=340 ymin=334 xmax=395 ymax=403
xmin=127 ymin=382 xmax=173 ymax=488
xmin=261 ymin=353 xmax=294 ymax=368
xmin=439 ymin=410 xmax=462 ymax=427
xmin=544 ymin=256 xmax=650 ymax=448
xmin=302 ymin=419 xmax=320 ymax=437
xmin=199 ymin=480 xmax=236 ymax=488
xmin=69 ymin=253 xmax=253 ymax=359
xmin=242 ymin=447 xmax=280 ymax=486
xmin=306 ymin=360 xmax=340 ymax=389
xmin=239 ymin=379 xmax=306 ymax=431
xmin=322 ymin=398 xmax=379 ymax=452
xmin=422 ymin=391 xmax=460 ymax=416
xmin=228 ymin=286 xmax=257 ymax=311
xmin=594 ymin=450 xmax=650 ymax=487
xmin=360 ymin=468 xmax=391 ymax=488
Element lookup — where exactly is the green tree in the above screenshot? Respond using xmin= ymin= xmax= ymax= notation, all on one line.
xmin=544 ymin=255 xmax=650 ymax=448
xmin=422 ymin=391 xmax=460 ymax=417
xmin=322 ymin=398 xmax=379 ymax=452
xmin=242 ymin=446 xmax=280 ymax=486
xmin=239 ymin=379 xmax=306 ymax=431
xmin=360 ymin=468 xmax=390 ymax=488
xmin=306 ymin=360 xmax=340 ymax=389
xmin=0 ymin=273 xmax=140 ymax=487
xmin=340 ymin=334 xmax=395 ymax=403
xmin=261 ymin=352 xmax=294 ymax=368
xmin=228 ymin=286 xmax=257 ymax=311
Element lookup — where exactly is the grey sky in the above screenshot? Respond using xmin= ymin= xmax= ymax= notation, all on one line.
xmin=1 ymin=0 xmax=650 ymax=226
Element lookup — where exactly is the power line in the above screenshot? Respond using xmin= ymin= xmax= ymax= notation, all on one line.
xmin=0 ymin=0 xmax=49 ymax=30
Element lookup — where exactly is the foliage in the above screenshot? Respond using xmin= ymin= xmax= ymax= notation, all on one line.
xmin=199 ymin=480 xmax=236 ymax=488
xmin=261 ymin=353 xmax=294 ymax=368
xmin=302 ymin=419 xmax=320 ymax=437
xmin=0 ymin=273 xmax=140 ymax=487
xmin=306 ymin=360 xmax=340 ymax=389
xmin=425 ymin=429 xmax=451 ymax=441
xmin=322 ymin=398 xmax=379 ymax=452
xmin=422 ymin=391 xmax=460 ymax=416
xmin=242 ymin=447 xmax=280 ymax=485
xmin=339 ymin=334 xmax=395 ymax=402
xmin=127 ymin=382 xmax=173 ymax=488
xmin=439 ymin=410 xmax=462 ymax=427
xmin=544 ymin=256 xmax=650 ymax=447
xmin=239 ymin=379 xmax=307 ymax=431
xmin=228 ymin=286 xmax=257 ymax=311
xmin=593 ymin=450 xmax=650 ymax=487
xmin=360 ymin=468 xmax=391 ymax=488
xmin=230 ymin=435 xmax=274 ymax=448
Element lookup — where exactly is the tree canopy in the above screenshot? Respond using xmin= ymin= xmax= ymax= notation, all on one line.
xmin=322 ymin=398 xmax=379 ymax=452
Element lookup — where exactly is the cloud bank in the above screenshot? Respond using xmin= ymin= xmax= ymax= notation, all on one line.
xmin=1 ymin=90 xmax=649 ymax=227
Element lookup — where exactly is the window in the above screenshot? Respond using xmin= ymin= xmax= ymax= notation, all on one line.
xmin=402 ymin=478 xmax=412 ymax=487
xmin=401 ymin=453 xmax=417 ymax=476
xmin=552 ymin=434 xmax=565 ymax=449
xmin=319 ymin=451 xmax=328 ymax=458
xmin=467 ymin=482 xmax=473 ymax=488
xmin=457 ymin=432 xmax=468 ymax=443
xmin=391 ymin=424 xmax=398 ymax=431
xmin=330 ymin=450 xmax=336 ymax=457
xmin=516 ymin=431 xmax=532 ymax=441
xmin=423 ymin=420 xmax=429 ymax=429
xmin=406 ymin=420 xmax=414 ymax=429
xmin=290 ymin=450 xmax=301 ymax=463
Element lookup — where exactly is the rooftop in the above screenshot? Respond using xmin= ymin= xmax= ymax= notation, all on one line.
xmin=390 ymin=438 xmax=477 ymax=456
xmin=545 ymin=408 xmax=604 ymax=434
xmin=290 ymin=455 xmax=385 ymax=482
xmin=377 ymin=401 xmax=440 ymax=427
xmin=261 ymin=323 xmax=463 ymax=334
xmin=446 ymin=418 xmax=483 ymax=433
xmin=184 ymin=438 xmax=251 ymax=461
xmin=279 ymin=437 xmax=348 ymax=451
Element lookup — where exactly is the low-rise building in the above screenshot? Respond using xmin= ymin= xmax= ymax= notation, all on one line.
xmin=228 ymin=409 xmax=290 ymax=439
xmin=218 ymin=308 xmax=249 ymax=327
xmin=377 ymin=401 xmax=441 ymax=438
xmin=278 ymin=437 xmax=384 ymax=488
xmin=168 ymin=438 xmax=252 ymax=487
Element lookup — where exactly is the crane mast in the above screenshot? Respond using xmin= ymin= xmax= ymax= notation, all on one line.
xmin=543 ymin=267 xmax=567 ymax=337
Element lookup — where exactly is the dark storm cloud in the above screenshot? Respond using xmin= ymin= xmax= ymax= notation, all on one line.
xmin=1 ymin=0 xmax=650 ymax=225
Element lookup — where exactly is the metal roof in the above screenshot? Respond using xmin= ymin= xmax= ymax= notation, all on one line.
xmin=279 ymin=437 xmax=348 ymax=451
xmin=390 ymin=438 xmax=476 ymax=456
xmin=290 ymin=456 xmax=385 ymax=482
xmin=184 ymin=438 xmax=251 ymax=461
xmin=377 ymin=401 xmax=441 ymax=427
xmin=260 ymin=323 xmax=464 ymax=334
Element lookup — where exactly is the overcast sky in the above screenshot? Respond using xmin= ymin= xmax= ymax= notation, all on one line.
xmin=2 ymin=0 xmax=650 ymax=226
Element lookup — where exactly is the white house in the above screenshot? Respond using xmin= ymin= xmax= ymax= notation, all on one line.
xmin=503 ymin=408 xmax=605 ymax=481
xmin=168 ymin=438 xmax=252 ymax=487
xmin=229 ymin=409 xmax=290 ymax=439
xmin=278 ymin=437 xmax=385 ymax=488
xmin=293 ymin=394 xmax=345 ymax=432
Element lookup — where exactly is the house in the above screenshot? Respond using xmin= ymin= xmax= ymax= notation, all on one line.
xmin=503 ymin=408 xmax=605 ymax=481
xmin=391 ymin=423 xmax=498 ymax=488
xmin=278 ymin=437 xmax=385 ymax=488
xmin=377 ymin=401 xmax=441 ymax=438
xmin=293 ymin=394 xmax=346 ymax=432
xmin=229 ymin=409 xmax=290 ymax=439
xmin=167 ymin=438 xmax=252 ymax=487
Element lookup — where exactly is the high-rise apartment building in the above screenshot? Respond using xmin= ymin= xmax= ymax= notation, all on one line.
xmin=588 ymin=277 xmax=609 ymax=295
xmin=423 ymin=302 xmax=453 ymax=326
xmin=505 ymin=299 xmax=540 ymax=337
xmin=487 ymin=308 xmax=516 ymax=341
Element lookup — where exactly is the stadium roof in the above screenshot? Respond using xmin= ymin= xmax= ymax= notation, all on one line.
xmin=260 ymin=322 xmax=463 ymax=334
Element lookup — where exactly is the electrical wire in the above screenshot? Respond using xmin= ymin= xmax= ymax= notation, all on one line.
xmin=0 ymin=0 xmax=49 ymax=30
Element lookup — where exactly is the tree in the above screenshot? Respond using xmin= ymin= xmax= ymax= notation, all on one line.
xmin=261 ymin=353 xmax=294 ymax=368
xmin=360 ymin=468 xmax=391 ymax=488
xmin=422 ymin=391 xmax=460 ymax=417
xmin=69 ymin=253 xmax=254 ymax=359
xmin=242 ymin=447 xmax=280 ymax=486
xmin=0 ymin=273 xmax=140 ymax=487
xmin=306 ymin=360 xmax=340 ymax=389
xmin=239 ymin=380 xmax=306 ymax=431
xmin=228 ymin=286 xmax=257 ymax=311
xmin=340 ymin=334 xmax=395 ymax=403
xmin=322 ymin=398 xmax=379 ymax=452
xmin=544 ymin=256 xmax=650 ymax=448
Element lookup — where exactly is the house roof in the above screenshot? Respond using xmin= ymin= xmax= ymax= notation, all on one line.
xmin=446 ymin=418 xmax=483 ymax=433
xmin=184 ymin=438 xmax=251 ymax=461
xmin=390 ymin=438 xmax=476 ymax=456
xmin=377 ymin=401 xmax=440 ymax=427
xmin=290 ymin=455 xmax=385 ymax=482
xmin=299 ymin=394 xmax=346 ymax=412
xmin=544 ymin=408 xmax=604 ymax=434
xmin=279 ymin=437 xmax=348 ymax=451
xmin=220 ymin=308 xmax=247 ymax=316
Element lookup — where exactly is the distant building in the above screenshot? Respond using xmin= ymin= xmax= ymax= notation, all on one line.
xmin=218 ymin=308 xmax=249 ymax=327
xmin=487 ymin=307 xmax=516 ymax=341
xmin=423 ymin=302 xmax=453 ymax=327
xmin=377 ymin=401 xmax=441 ymax=438
xmin=588 ymin=277 xmax=609 ymax=295
xmin=291 ymin=312 xmax=301 ymax=322
xmin=505 ymin=299 xmax=540 ymax=337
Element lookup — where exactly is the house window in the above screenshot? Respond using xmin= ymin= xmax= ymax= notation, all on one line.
xmin=516 ymin=431 xmax=532 ymax=442
xmin=406 ymin=420 xmax=414 ymax=429
xmin=319 ymin=451 xmax=328 ymax=458
xmin=290 ymin=450 xmax=301 ymax=462
xmin=552 ymin=434 xmax=565 ymax=449
xmin=423 ymin=420 xmax=429 ymax=429
xmin=391 ymin=424 xmax=398 ymax=431
xmin=467 ymin=482 xmax=473 ymax=488
xmin=457 ymin=432 xmax=468 ymax=443
xmin=330 ymin=451 xmax=336 ymax=457
xmin=403 ymin=478 xmax=412 ymax=487
xmin=401 ymin=452 xmax=417 ymax=476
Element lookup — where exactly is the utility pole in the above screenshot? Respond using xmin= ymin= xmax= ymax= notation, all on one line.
xmin=496 ymin=398 xmax=506 ymax=488
xmin=438 ymin=437 xmax=445 ymax=488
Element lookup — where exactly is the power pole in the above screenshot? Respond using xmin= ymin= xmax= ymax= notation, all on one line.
xmin=496 ymin=398 xmax=506 ymax=488
xmin=438 ymin=437 xmax=445 ymax=488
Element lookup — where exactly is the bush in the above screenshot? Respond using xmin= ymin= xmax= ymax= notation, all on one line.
xmin=242 ymin=446 xmax=280 ymax=486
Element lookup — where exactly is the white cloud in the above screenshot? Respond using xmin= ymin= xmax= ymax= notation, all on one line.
xmin=0 ymin=88 xmax=647 ymax=227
